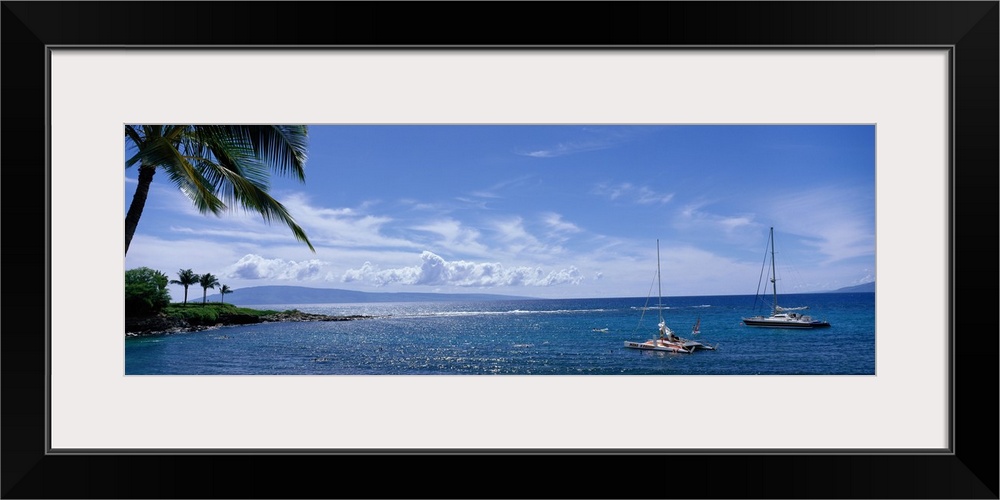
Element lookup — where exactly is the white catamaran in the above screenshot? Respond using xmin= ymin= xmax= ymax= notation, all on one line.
xmin=624 ymin=240 xmax=716 ymax=353
xmin=742 ymin=227 xmax=831 ymax=329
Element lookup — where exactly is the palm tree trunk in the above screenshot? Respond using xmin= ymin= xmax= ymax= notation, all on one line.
xmin=183 ymin=286 xmax=188 ymax=305
xmin=125 ymin=165 xmax=156 ymax=255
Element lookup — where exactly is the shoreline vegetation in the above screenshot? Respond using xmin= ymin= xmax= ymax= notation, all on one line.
xmin=125 ymin=303 xmax=375 ymax=337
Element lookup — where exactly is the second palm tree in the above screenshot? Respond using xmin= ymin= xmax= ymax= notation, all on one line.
xmin=199 ymin=273 xmax=220 ymax=304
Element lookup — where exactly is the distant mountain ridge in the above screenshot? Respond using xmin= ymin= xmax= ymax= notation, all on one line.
xmin=205 ymin=282 xmax=873 ymax=304
xmin=828 ymin=281 xmax=875 ymax=293
xmin=208 ymin=285 xmax=536 ymax=305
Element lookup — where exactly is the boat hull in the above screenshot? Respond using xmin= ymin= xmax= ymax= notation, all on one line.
xmin=742 ymin=318 xmax=831 ymax=329
xmin=624 ymin=338 xmax=715 ymax=352
xmin=624 ymin=340 xmax=691 ymax=353
xmin=681 ymin=340 xmax=716 ymax=350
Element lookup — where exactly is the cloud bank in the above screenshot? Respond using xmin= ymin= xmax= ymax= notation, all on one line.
xmin=226 ymin=254 xmax=328 ymax=280
xmin=342 ymin=251 xmax=582 ymax=288
xmin=594 ymin=182 xmax=674 ymax=205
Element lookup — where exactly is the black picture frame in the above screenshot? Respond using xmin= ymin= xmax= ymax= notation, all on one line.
xmin=3 ymin=2 xmax=997 ymax=498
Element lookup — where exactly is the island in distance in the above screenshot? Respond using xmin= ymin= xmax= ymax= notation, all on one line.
xmin=209 ymin=285 xmax=537 ymax=305
xmin=209 ymin=281 xmax=874 ymax=305
xmin=827 ymin=281 xmax=875 ymax=293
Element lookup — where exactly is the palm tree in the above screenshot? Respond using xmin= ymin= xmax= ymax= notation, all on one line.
xmin=199 ymin=273 xmax=220 ymax=304
xmin=170 ymin=269 xmax=200 ymax=305
xmin=124 ymin=125 xmax=315 ymax=256
xmin=219 ymin=284 xmax=233 ymax=304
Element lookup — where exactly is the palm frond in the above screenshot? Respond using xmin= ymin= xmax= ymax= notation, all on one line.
xmin=190 ymin=129 xmax=272 ymax=198
xmin=170 ymin=269 xmax=200 ymax=286
xmin=213 ymin=169 xmax=315 ymax=252
xmin=125 ymin=124 xmax=315 ymax=254
xmin=149 ymin=137 xmax=227 ymax=215
xmin=199 ymin=272 xmax=220 ymax=288
xmin=207 ymin=125 xmax=309 ymax=181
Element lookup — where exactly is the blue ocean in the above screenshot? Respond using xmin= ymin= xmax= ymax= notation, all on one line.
xmin=125 ymin=292 xmax=875 ymax=375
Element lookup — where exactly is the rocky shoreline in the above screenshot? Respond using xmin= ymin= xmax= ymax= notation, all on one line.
xmin=125 ymin=310 xmax=375 ymax=337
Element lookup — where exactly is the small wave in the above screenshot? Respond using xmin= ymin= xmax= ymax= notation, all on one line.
xmin=632 ymin=305 xmax=711 ymax=310
xmin=399 ymin=308 xmax=612 ymax=318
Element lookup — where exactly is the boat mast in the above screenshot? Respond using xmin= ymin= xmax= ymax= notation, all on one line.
xmin=656 ymin=239 xmax=663 ymax=325
xmin=768 ymin=227 xmax=778 ymax=313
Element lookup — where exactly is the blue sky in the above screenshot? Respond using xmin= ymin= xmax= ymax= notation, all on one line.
xmin=124 ymin=125 xmax=875 ymax=301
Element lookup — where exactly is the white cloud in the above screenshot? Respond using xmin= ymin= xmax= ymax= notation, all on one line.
xmin=542 ymin=212 xmax=582 ymax=234
xmin=279 ymin=193 xmax=420 ymax=249
xmin=516 ymin=128 xmax=639 ymax=158
xmin=717 ymin=215 xmax=755 ymax=232
xmin=341 ymin=251 xmax=583 ymax=288
xmin=767 ymin=188 xmax=875 ymax=264
xmin=635 ymin=186 xmax=674 ymax=205
xmin=494 ymin=216 xmax=534 ymax=243
xmin=595 ymin=182 xmax=674 ymax=205
xmin=520 ymin=141 xmax=611 ymax=158
xmin=168 ymin=225 xmax=304 ymax=243
xmin=226 ymin=254 xmax=329 ymax=280
xmin=490 ymin=216 xmax=569 ymax=258
xmin=468 ymin=191 xmax=502 ymax=199
xmin=411 ymin=218 xmax=491 ymax=256
xmin=678 ymin=202 xmax=756 ymax=234
xmin=341 ymin=261 xmax=421 ymax=286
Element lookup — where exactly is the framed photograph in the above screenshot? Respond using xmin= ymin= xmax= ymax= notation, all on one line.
xmin=5 ymin=2 xmax=996 ymax=498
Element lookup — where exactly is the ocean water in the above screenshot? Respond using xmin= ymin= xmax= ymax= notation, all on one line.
xmin=125 ymin=293 xmax=875 ymax=375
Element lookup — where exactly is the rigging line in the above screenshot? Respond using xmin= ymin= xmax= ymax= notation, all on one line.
xmin=752 ymin=231 xmax=771 ymax=313
xmin=656 ymin=238 xmax=664 ymax=325
xmin=634 ymin=268 xmax=659 ymax=335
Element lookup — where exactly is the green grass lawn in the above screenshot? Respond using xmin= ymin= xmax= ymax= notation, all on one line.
xmin=161 ymin=302 xmax=290 ymax=323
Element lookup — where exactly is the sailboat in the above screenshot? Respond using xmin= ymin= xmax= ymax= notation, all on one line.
xmin=624 ymin=240 xmax=716 ymax=353
xmin=742 ymin=227 xmax=831 ymax=329
xmin=691 ymin=317 xmax=701 ymax=335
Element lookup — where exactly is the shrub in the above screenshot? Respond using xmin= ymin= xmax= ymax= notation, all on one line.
xmin=171 ymin=306 xmax=219 ymax=324
xmin=125 ymin=267 xmax=172 ymax=316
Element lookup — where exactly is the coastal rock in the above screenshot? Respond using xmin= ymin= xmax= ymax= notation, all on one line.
xmin=125 ymin=310 xmax=373 ymax=337
xmin=260 ymin=311 xmax=370 ymax=322
xmin=217 ymin=312 xmax=264 ymax=325
xmin=125 ymin=315 xmax=198 ymax=336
